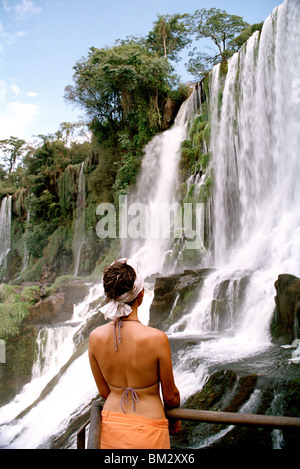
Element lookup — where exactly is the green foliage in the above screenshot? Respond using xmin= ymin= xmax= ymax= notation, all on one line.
xmin=0 ymin=179 xmax=17 ymax=198
xmin=113 ymin=151 xmax=141 ymax=196
xmin=43 ymin=225 xmax=73 ymax=264
xmin=186 ymin=8 xmax=250 ymax=80
xmin=0 ymin=284 xmax=36 ymax=340
xmin=233 ymin=22 xmax=264 ymax=49
xmin=179 ymin=140 xmax=197 ymax=180
xmin=57 ymin=164 xmax=80 ymax=214
xmin=19 ymin=259 xmax=44 ymax=282
xmin=23 ymin=221 xmax=57 ymax=258
xmin=64 ymin=42 xmax=172 ymax=141
xmin=15 ymin=137 xmax=92 ymax=268
xmin=87 ymin=144 xmax=121 ymax=203
xmin=0 ymin=137 xmax=27 ymax=176
xmin=25 ymin=140 xmax=71 ymax=187
xmin=146 ymin=14 xmax=191 ymax=61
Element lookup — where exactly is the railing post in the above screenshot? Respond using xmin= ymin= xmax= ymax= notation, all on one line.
xmin=87 ymin=399 xmax=103 ymax=449
xmin=77 ymin=421 xmax=88 ymax=449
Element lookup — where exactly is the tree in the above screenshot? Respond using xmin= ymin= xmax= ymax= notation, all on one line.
xmin=64 ymin=42 xmax=172 ymax=142
xmin=0 ymin=137 xmax=27 ymax=176
xmin=187 ymin=8 xmax=250 ymax=79
xmin=57 ymin=121 xmax=86 ymax=147
xmin=146 ymin=14 xmax=191 ymax=62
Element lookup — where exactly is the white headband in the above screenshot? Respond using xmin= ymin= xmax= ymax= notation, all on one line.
xmin=99 ymin=258 xmax=144 ymax=321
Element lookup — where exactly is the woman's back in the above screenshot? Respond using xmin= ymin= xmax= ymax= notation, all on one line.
xmin=88 ymin=258 xmax=180 ymax=448
xmin=89 ymin=319 xmax=172 ymax=418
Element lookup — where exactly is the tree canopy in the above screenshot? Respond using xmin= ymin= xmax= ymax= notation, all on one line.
xmin=0 ymin=137 xmax=27 ymax=176
xmin=146 ymin=14 xmax=191 ymax=61
xmin=64 ymin=42 xmax=174 ymax=142
xmin=186 ymin=8 xmax=252 ymax=79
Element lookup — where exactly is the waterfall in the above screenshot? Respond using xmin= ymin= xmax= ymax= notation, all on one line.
xmin=122 ymin=94 xmax=199 ymax=278
xmin=73 ymin=162 xmax=86 ymax=276
xmin=0 ymin=282 xmax=103 ymax=448
xmin=32 ymin=325 xmax=77 ymax=379
xmin=1 ymin=0 xmax=299 ymax=449
xmin=211 ymin=0 xmax=300 ymax=271
xmin=0 ymin=196 xmax=12 ymax=279
xmin=22 ymin=209 xmax=30 ymax=272
xmin=169 ymin=0 xmax=300 ymax=402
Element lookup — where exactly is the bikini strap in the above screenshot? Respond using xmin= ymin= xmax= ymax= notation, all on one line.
xmin=120 ymin=388 xmax=139 ymax=413
xmin=113 ymin=319 xmax=122 ymax=351
xmin=112 ymin=318 xmax=141 ymax=352
xmin=108 ymin=381 xmax=159 ymax=413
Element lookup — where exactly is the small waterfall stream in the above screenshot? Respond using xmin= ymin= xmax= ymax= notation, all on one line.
xmin=73 ymin=162 xmax=86 ymax=276
xmin=122 ymin=97 xmax=197 ymax=277
xmin=0 ymin=196 xmax=12 ymax=280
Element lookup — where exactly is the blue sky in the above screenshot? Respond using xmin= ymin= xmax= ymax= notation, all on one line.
xmin=0 ymin=0 xmax=282 ymax=144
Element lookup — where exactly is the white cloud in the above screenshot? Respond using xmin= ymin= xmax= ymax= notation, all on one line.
xmin=1 ymin=0 xmax=41 ymax=20
xmin=26 ymin=91 xmax=38 ymax=97
xmin=16 ymin=30 xmax=27 ymax=37
xmin=0 ymin=19 xmax=26 ymax=46
xmin=10 ymin=83 xmax=21 ymax=96
xmin=14 ymin=0 xmax=41 ymax=20
xmin=0 ymin=78 xmax=6 ymax=103
xmin=0 ymin=100 xmax=41 ymax=140
xmin=0 ymin=79 xmax=41 ymax=140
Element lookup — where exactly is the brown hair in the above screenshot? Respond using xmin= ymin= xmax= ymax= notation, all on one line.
xmin=103 ymin=260 xmax=136 ymax=300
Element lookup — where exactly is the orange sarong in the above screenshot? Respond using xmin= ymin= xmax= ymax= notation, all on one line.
xmin=100 ymin=411 xmax=170 ymax=449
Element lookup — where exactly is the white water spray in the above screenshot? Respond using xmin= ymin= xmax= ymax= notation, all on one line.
xmin=122 ymin=95 xmax=197 ymax=277
xmin=0 ymin=196 xmax=12 ymax=278
xmin=73 ymin=162 xmax=86 ymax=276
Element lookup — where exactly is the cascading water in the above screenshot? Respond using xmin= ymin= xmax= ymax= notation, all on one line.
xmin=32 ymin=325 xmax=77 ymax=379
xmin=0 ymin=196 xmax=12 ymax=280
xmin=21 ymin=209 xmax=30 ymax=273
xmin=0 ymin=282 xmax=103 ymax=448
xmin=73 ymin=162 xmax=86 ymax=276
xmin=1 ymin=0 xmax=300 ymax=449
xmin=211 ymin=2 xmax=300 ymax=272
xmin=168 ymin=0 xmax=300 ymax=405
xmin=122 ymin=93 xmax=199 ymax=278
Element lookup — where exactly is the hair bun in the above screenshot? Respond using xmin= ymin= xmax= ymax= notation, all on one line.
xmin=103 ymin=261 xmax=136 ymax=300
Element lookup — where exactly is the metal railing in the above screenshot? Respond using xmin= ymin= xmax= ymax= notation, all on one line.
xmin=76 ymin=399 xmax=300 ymax=449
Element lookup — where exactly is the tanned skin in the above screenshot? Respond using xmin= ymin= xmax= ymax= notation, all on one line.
xmin=89 ymin=290 xmax=180 ymax=419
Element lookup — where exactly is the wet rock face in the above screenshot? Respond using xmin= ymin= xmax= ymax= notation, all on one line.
xmin=28 ymin=293 xmax=73 ymax=324
xmin=273 ymin=274 xmax=300 ymax=344
xmin=149 ymin=268 xmax=252 ymax=333
xmin=27 ymin=279 xmax=90 ymax=325
xmin=149 ymin=269 xmax=214 ymax=330
xmin=0 ymin=325 xmax=37 ymax=406
xmin=0 ymin=279 xmax=91 ymax=406
xmin=170 ymin=370 xmax=300 ymax=450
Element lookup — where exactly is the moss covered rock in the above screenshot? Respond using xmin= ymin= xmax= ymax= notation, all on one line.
xmin=272 ymin=274 xmax=300 ymax=344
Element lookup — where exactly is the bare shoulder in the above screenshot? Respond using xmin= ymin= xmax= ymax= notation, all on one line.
xmin=142 ymin=325 xmax=170 ymax=346
xmin=89 ymin=323 xmax=110 ymax=342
